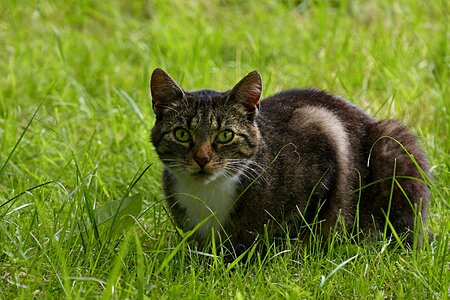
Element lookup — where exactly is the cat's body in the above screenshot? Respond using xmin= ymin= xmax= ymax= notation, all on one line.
xmin=150 ymin=68 xmax=430 ymax=251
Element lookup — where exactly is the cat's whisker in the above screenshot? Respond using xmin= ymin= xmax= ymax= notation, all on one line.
xmin=226 ymin=158 xmax=268 ymax=171
xmin=222 ymin=163 xmax=270 ymax=186
xmin=160 ymin=160 xmax=187 ymax=174
xmin=220 ymin=164 xmax=246 ymax=177
xmin=217 ymin=169 xmax=237 ymax=182
xmin=224 ymin=160 xmax=272 ymax=184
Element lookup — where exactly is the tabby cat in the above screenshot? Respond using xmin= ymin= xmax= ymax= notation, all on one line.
xmin=150 ymin=68 xmax=430 ymax=252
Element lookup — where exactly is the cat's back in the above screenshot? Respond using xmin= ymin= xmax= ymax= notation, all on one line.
xmin=259 ymin=89 xmax=374 ymax=131
xmin=255 ymin=88 xmax=372 ymax=198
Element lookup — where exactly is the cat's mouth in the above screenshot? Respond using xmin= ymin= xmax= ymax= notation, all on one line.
xmin=192 ymin=169 xmax=212 ymax=177
xmin=190 ymin=169 xmax=218 ymax=182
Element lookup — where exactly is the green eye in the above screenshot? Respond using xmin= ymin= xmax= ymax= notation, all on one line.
xmin=217 ymin=130 xmax=234 ymax=143
xmin=174 ymin=128 xmax=190 ymax=142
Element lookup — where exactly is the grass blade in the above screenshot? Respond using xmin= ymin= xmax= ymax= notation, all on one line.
xmin=0 ymin=81 xmax=55 ymax=176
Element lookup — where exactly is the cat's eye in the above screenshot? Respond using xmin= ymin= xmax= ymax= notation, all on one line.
xmin=174 ymin=128 xmax=190 ymax=142
xmin=216 ymin=130 xmax=234 ymax=144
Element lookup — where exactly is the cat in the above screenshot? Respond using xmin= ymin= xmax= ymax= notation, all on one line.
xmin=150 ymin=68 xmax=430 ymax=253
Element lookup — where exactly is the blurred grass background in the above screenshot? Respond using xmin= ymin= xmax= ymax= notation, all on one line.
xmin=0 ymin=0 xmax=448 ymax=298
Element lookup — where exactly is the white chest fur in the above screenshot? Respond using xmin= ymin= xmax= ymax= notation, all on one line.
xmin=174 ymin=175 xmax=238 ymax=239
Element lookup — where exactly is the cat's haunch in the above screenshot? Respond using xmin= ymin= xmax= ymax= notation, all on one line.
xmin=150 ymin=68 xmax=430 ymax=252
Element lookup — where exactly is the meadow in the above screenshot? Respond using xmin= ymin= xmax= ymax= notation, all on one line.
xmin=1 ymin=0 xmax=449 ymax=298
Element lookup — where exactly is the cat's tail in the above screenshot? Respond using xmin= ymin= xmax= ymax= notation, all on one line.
xmin=358 ymin=119 xmax=430 ymax=244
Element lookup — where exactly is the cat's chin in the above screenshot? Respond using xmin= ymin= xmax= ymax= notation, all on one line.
xmin=189 ymin=170 xmax=219 ymax=184
xmin=169 ymin=165 xmax=240 ymax=185
xmin=174 ymin=169 xmax=232 ymax=185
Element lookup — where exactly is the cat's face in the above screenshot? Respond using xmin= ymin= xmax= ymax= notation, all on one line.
xmin=150 ymin=68 xmax=262 ymax=184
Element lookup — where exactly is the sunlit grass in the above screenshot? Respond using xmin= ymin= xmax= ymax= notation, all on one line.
xmin=0 ymin=0 xmax=448 ymax=298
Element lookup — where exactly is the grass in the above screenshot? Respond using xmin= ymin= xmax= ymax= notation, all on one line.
xmin=1 ymin=0 xmax=449 ymax=298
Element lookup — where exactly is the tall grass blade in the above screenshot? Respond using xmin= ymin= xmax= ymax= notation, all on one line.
xmin=0 ymin=81 xmax=55 ymax=176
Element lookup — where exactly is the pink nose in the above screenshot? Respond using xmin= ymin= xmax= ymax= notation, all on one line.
xmin=194 ymin=156 xmax=210 ymax=168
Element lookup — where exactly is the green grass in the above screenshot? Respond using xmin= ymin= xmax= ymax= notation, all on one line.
xmin=1 ymin=0 xmax=449 ymax=298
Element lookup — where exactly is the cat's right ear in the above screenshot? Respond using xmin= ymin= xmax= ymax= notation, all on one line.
xmin=228 ymin=71 xmax=262 ymax=118
xmin=150 ymin=68 xmax=184 ymax=114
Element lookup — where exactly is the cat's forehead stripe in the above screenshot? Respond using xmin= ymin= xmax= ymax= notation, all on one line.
xmin=189 ymin=115 xmax=199 ymax=128
xmin=209 ymin=112 xmax=219 ymax=129
xmin=187 ymin=109 xmax=220 ymax=131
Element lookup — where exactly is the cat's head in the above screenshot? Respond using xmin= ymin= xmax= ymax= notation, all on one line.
xmin=150 ymin=68 xmax=262 ymax=184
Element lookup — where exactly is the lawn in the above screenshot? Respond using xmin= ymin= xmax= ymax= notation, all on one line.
xmin=1 ymin=0 xmax=449 ymax=299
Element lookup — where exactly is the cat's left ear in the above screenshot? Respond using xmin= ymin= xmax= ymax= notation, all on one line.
xmin=150 ymin=68 xmax=185 ymax=114
xmin=228 ymin=71 xmax=262 ymax=116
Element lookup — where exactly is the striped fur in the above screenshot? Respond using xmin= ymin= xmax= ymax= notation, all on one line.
xmin=150 ymin=68 xmax=430 ymax=250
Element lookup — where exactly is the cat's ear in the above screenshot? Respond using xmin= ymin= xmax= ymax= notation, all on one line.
xmin=150 ymin=68 xmax=184 ymax=113
xmin=229 ymin=71 xmax=262 ymax=115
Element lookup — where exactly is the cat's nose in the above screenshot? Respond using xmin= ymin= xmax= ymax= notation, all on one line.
xmin=194 ymin=156 xmax=211 ymax=168
xmin=194 ymin=144 xmax=212 ymax=168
